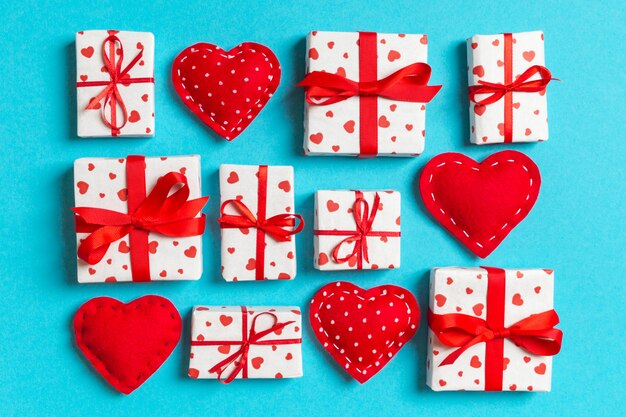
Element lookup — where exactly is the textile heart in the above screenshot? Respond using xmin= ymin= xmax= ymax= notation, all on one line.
xmin=309 ymin=281 xmax=419 ymax=383
xmin=73 ymin=295 xmax=182 ymax=394
xmin=419 ymin=150 xmax=540 ymax=258
xmin=171 ymin=42 xmax=281 ymax=141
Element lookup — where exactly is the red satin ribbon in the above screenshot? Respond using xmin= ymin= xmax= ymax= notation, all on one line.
xmin=298 ymin=32 xmax=441 ymax=157
xmin=428 ymin=267 xmax=563 ymax=391
xmin=218 ymin=166 xmax=304 ymax=280
xmin=314 ymin=191 xmax=401 ymax=270
xmin=76 ymin=34 xmax=154 ymax=136
xmin=190 ymin=306 xmax=302 ymax=384
xmin=73 ymin=155 xmax=209 ymax=282
xmin=468 ymin=33 xmax=555 ymax=143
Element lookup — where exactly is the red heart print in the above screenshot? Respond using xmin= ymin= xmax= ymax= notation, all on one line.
xmin=522 ymin=50 xmax=536 ymax=62
xmin=378 ymin=115 xmax=390 ymax=128
xmin=219 ymin=315 xmax=233 ymax=326
xmin=343 ymin=120 xmax=355 ymax=133
xmin=73 ymin=296 xmax=181 ymax=394
xmin=470 ymin=355 xmax=482 ymax=368
xmin=419 ymin=151 xmax=541 ymax=258
xmin=184 ymin=246 xmax=197 ymax=258
xmin=473 ymin=303 xmax=485 ymax=316
xmin=512 ymin=293 xmax=524 ymax=306
xmin=534 ymin=363 xmax=547 ymax=374
xmin=128 ymin=110 xmax=141 ymax=123
xmin=387 ymin=50 xmax=401 ymax=62
xmin=309 ymin=132 xmax=324 ymax=144
xmin=318 ymin=253 xmax=329 ymax=266
xmin=474 ymin=104 xmax=486 ymax=116
xmin=309 ymin=281 xmax=420 ymax=384
xmin=246 ymin=258 xmax=256 ymax=270
xmin=278 ymin=180 xmax=291 ymax=192
xmin=81 ymin=46 xmax=94 ymax=58
xmin=77 ymin=181 xmax=89 ymax=194
xmin=472 ymin=65 xmax=485 ymax=77
xmin=172 ymin=42 xmax=281 ymax=141
xmin=326 ymin=200 xmax=340 ymax=212
xmin=251 ymin=357 xmax=264 ymax=369
xmin=217 ymin=345 xmax=231 ymax=354
xmin=226 ymin=171 xmax=239 ymax=184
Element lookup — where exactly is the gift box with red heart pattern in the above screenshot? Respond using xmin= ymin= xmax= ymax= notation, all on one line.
xmin=314 ymin=190 xmax=401 ymax=271
xmin=76 ymin=30 xmax=155 ymax=137
xmin=302 ymin=31 xmax=438 ymax=157
xmin=468 ymin=31 xmax=551 ymax=145
xmin=427 ymin=267 xmax=562 ymax=392
xmin=73 ymin=155 xmax=205 ymax=283
xmin=188 ymin=306 xmax=303 ymax=381
xmin=219 ymin=164 xmax=302 ymax=281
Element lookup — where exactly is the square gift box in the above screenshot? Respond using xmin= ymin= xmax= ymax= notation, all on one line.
xmin=219 ymin=164 xmax=302 ymax=281
xmin=314 ymin=190 xmax=401 ymax=270
xmin=73 ymin=155 xmax=207 ymax=283
xmin=188 ymin=306 xmax=303 ymax=381
xmin=301 ymin=30 xmax=441 ymax=157
xmin=426 ymin=267 xmax=562 ymax=392
xmin=76 ymin=30 xmax=155 ymax=137
xmin=467 ymin=31 xmax=552 ymax=144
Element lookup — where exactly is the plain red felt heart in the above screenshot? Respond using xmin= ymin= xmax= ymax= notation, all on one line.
xmin=73 ymin=295 xmax=182 ymax=394
xmin=172 ymin=42 xmax=281 ymax=141
xmin=419 ymin=150 xmax=540 ymax=258
xmin=309 ymin=281 xmax=419 ymax=384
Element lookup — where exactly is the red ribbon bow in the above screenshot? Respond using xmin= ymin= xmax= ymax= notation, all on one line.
xmin=73 ymin=169 xmax=208 ymax=266
xmin=298 ymin=62 xmax=442 ymax=106
xmin=468 ymin=65 xmax=555 ymax=106
xmin=314 ymin=192 xmax=400 ymax=269
xmin=191 ymin=308 xmax=301 ymax=384
xmin=77 ymin=34 xmax=154 ymax=135
xmin=218 ymin=199 xmax=304 ymax=242
xmin=428 ymin=309 xmax=563 ymax=366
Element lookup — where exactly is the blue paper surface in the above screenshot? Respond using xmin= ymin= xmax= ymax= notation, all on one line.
xmin=0 ymin=0 xmax=624 ymax=415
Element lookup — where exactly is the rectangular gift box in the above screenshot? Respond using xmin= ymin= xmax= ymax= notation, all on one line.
xmin=76 ymin=30 xmax=155 ymax=137
xmin=189 ymin=306 xmax=303 ymax=381
xmin=314 ymin=190 xmax=401 ymax=270
xmin=426 ymin=267 xmax=558 ymax=391
xmin=467 ymin=31 xmax=549 ymax=144
xmin=219 ymin=164 xmax=298 ymax=281
xmin=303 ymin=30 xmax=432 ymax=156
xmin=73 ymin=155 xmax=204 ymax=283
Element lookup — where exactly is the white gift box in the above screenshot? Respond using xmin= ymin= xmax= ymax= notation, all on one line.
xmin=467 ymin=31 xmax=549 ymax=144
xmin=426 ymin=267 xmax=559 ymax=391
xmin=303 ymin=30 xmax=435 ymax=156
xmin=73 ymin=155 xmax=204 ymax=283
xmin=76 ymin=30 xmax=155 ymax=137
xmin=219 ymin=164 xmax=300 ymax=281
xmin=314 ymin=190 xmax=401 ymax=270
xmin=189 ymin=306 xmax=303 ymax=381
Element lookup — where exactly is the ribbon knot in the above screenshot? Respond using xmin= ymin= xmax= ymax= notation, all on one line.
xmin=331 ymin=195 xmax=379 ymax=264
xmin=73 ymin=170 xmax=209 ymax=266
xmin=468 ymin=65 xmax=556 ymax=106
xmin=428 ymin=309 xmax=563 ymax=367
xmin=77 ymin=34 xmax=154 ymax=135
xmin=218 ymin=199 xmax=304 ymax=242
xmin=208 ymin=311 xmax=297 ymax=384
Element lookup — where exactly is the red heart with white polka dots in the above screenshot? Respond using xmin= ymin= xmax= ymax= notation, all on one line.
xmin=172 ymin=42 xmax=281 ymax=141
xmin=309 ymin=281 xmax=419 ymax=383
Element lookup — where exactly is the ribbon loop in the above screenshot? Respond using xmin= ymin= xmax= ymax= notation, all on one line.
xmin=468 ymin=65 xmax=555 ymax=106
xmin=298 ymin=62 xmax=442 ymax=106
xmin=330 ymin=194 xmax=379 ymax=265
xmin=73 ymin=165 xmax=209 ymax=267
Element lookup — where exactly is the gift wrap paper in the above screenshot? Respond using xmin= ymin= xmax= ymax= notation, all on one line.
xmin=76 ymin=30 xmax=155 ymax=137
xmin=220 ymin=164 xmax=297 ymax=281
xmin=467 ymin=31 xmax=548 ymax=144
xmin=427 ymin=267 xmax=555 ymax=391
xmin=314 ymin=190 xmax=401 ymax=271
xmin=304 ymin=31 xmax=429 ymax=156
xmin=74 ymin=155 xmax=203 ymax=283
xmin=189 ymin=306 xmax=303 ymax=380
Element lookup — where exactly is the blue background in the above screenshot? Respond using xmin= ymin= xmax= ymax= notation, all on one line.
xmin=1 ymin=0 xmax=624 ymax=416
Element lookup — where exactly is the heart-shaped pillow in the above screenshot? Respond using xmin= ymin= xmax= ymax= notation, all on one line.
xmin=172 ymin=42 xmax=281 ymax=141
xmin=419 ymin=150 xmax=541 ymax=258
xmin=309 ymin=281 xmax=420 ymax=383
xmin=73 ymin=295 xmax=182 ymax=394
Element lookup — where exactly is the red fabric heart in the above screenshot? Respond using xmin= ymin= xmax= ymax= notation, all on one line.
xmin=73 ymin=296 xmax=181 ymax=394
xmin=309 ymin=281 xmax=420 ymax=383
xmin=172 ymin=42 xmax=281 ymax=141
xmin=420 ymin=151 xmax=540 ymax=258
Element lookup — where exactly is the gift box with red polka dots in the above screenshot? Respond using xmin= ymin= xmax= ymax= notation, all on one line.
xmin=73 ymin=155 xmax=204 ymax=283
xmin=467 ymin=31 xmax=549 ymax=145
xmin=426 ymin=267 xmax=559 ymax=391
xmin=76 ymin=30 xmax=155 ymax=137
xmin=188 ymin=306 xmax=303 ymax=381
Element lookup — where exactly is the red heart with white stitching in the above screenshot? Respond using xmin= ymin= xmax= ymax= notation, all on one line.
xmin=309 ymin=281 xmax=419 ymax=383
xmin=172 ymin=42 xmax=281 ymax=141
xmin=73 ymin=295 xmax=181 ymax=394
xmin=419 ymin=150 xmax=540 ymax=258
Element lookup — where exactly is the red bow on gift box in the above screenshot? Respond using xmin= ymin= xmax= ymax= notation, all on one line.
xmin=73 ymin=155 xmax=208 ymax=282
xmin=76 ymin=34 xmax=154 ymax=136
